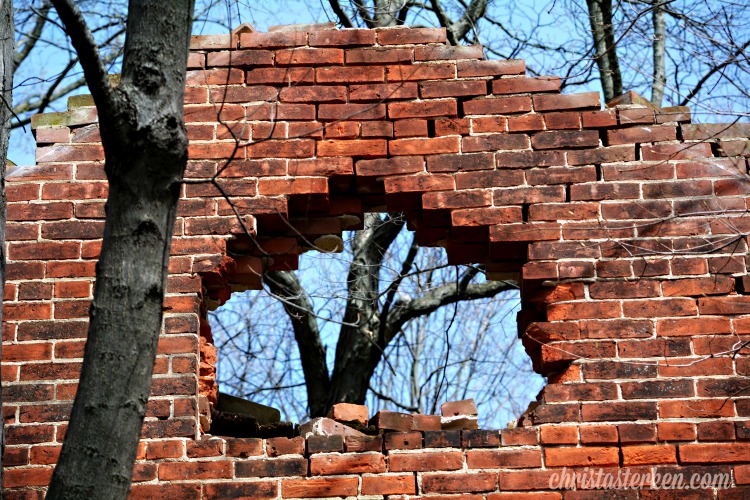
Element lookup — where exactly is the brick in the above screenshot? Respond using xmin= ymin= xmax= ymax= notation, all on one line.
xmin=236 ymin=457 xmax=307 ymax=477
xmin=346 ymin=47 xmax=413 ymax=64
xmin=345 ymin=434 xmax=382 ymax=452
xmin=420 ymin=79 xmax=487 ymax=98
xmin=387 ymin=63 xmax=455 ymax=81
xmin=310 ymin=453 xmax=385 ymax=475
xmin=388 ymin=99 xmax=457 ymax=119
xmin=464 ymin=96 xmax=532 ymax=115
xmin=158 ymin=460 xmax=232 ymax=480
xmin=390 ymin=136 xmax=459 ymax=156
xmin=452 ymin=206 xmax=522 ymax=226
xmin=457 ymin=59 xmax=525 ymax=77
xmin=606 ymin=125 xmax=677 ymax=145
xmin=385 ymin=431 xmax=422 ymax=450
xmin=531 ymin=130 xmax=599 ymax=149
xmin=493 ymin=76 xmax=560 ymax=94
xmin=467 ymin=449 xmax=542 ymax=469
xmin=493 ymin=186 xmax=565 ymax=205
xmin=544 ymin=447 xmax=619 ymax=467
xmin=203 ymin=482 xmax=277 ymax=499
xmin=622 ymin=445 xmax=677 ymax=465
xmin=641 ymin=142 xmax=713 ymax=161
xmin=423 ymin=189 xmax=491 ymax=210
xmin=422 ymin=472 xmax=498 ymax=493
xmin=309 ymin=28 xmax=375 ymax=46
xmin=361 ymin=474 xmax=416 ymax=495
xmin=533 ymin=92 xmax=600 ymax=111
xmin=579 ymin=425 xmax=618 ymax=444
xmin=390 ymin=450 xmax=463 ymax=471
xmin=679 ymin=443 xmax=750 ymax=463
xmin=378 ymin=27 xmax=446 ymax=44
xmin=267 ymin=436 xmax=304 ymax=457
xmin=658 ymin=422 xmax=696 ymax=441
xmin=319 ymin=103 xmax=385 ymax=121
xmin=282 ymin=477 xmax=358 ymax=498
xmin=463 ymin=133 xmax=529 ymax=152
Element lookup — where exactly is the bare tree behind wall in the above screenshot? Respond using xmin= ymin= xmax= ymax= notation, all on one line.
xmin=0 ymin=0 xmax=13 ymax=492
xmin=44 ymin=1 xmax=194 ymax=498
xmin=210 ymin=214 xmax=539 ymax=426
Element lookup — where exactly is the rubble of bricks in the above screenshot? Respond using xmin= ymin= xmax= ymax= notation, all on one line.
xmin=4 ymin=21 xmax=750 ymax=498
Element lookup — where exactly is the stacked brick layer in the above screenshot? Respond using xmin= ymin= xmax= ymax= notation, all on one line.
xmin=4 ymin=23 xmax=750 ymax=497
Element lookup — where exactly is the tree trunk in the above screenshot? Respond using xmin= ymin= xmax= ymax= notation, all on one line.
xmin=0 ymin=0 xmax=14 ymax=493
xmin=46 ymin=1 xmax=194 ymax=498
xmin=586 ymin=0 xmax=623 ymax=102
xmin=651 ymin=0 xmax=667 ymax=106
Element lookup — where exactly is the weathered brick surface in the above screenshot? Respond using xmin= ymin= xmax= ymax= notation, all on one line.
xmin=7 ymin=24 xmax=750 ymax=497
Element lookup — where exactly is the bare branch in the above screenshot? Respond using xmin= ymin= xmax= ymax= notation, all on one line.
xmin=263 ymin=270 xmax=331 ymax=417
xmin=49 ymin=0 xmax=116 ymax=116
xmin=329 ymin=0 xmax=355 ymax=28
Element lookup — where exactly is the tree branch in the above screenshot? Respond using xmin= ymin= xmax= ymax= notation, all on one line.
xmin=450 ymin=0 xmax=490 ymax=42
xmin=385 ymin=277 xmax=517 ymax=346
xmin=14 ymin=0 xmax=52 ymax=69
xmin=263 ymin=270 xmax=331 ymax=417
xmin=651 ymin=0 xmax=667 ymax=106
xmin=49 ymin=0 xmax=116 ymax=118
xmin=329 ymin=0 xmax=355 ymax=28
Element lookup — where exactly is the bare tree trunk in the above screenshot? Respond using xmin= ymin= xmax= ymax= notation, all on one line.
xmin=45 ymin=1 xmax=194 ymax=498
xmin=0 ymin=0 xmax=13 ymax=493
xmin=651 ymin=0 xmax=667 ymax=106
xmin=586 ymin=0 xmax=623 ymax=102
xmin=265 ymin=214 xmax=517 ymax=417
xmin=263 ymin=271 xmax=331 ymax=418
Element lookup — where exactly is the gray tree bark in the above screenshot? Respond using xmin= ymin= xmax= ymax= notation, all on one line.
xmin=0 ymin=0 xmax=14 ymax=494
xmin=651 ymin=0 xmax=667 ymax=106
xmin=45 ymin=1 xmax=194 ymax=498
xmin=586 ymin=0 xmax=623 ymax=102
xmin=265 ymin=215 xmax=516 ymax=418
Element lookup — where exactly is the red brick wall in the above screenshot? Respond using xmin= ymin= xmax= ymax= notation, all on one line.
xmin=4 ymin=23 xmax=750 ymax=498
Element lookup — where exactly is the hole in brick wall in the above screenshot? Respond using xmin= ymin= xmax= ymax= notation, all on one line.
xmin=204 ymin=213 xmax=545 ymax=434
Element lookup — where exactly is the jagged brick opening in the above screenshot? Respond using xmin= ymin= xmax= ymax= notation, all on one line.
xmin=200 ymin=215 xmax=541 ymax=434
xmin=5 ymin=22 xmax=750 ymax=498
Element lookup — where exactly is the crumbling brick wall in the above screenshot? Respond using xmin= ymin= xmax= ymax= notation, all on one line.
xmin=3 ymin=22 xmax=750 ymax=498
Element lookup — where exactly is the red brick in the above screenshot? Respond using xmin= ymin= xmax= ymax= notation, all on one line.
xmin=309 ymin=29 xmax=375 ymax=46
xmin=377 ymin=27 xmax=446 ymax=45
xmin=422 ymin=472 xmax=498 ymax=493
xmin=361 ymin=474 xmax=416 ymax=495
xmin=579 ymin=425 xmax=619 ymax=444
xmin=531 ymin=130 xmax=599 ymax=149
xmin=464 ymin=96 xmax=532 ymax=115
xmin=622 ymin=445 xmax=677 ymax=465
xmin=533 ymin=92 xmax=600 ymax=111
xmin=606 ymin=125 xmax=677 ymax=145
xmin=679 ymin=443 xmax=750 ymax=463
xmin=463 ymin=133 xmax=529 ymax=152
xmin=493 ymin=76 xmax=560 ymax=94
xmin=158 ymin=460 xmax=231 ymax=480
xmin=544 ymin=447 xmax=619 ymax=467
xmin=420 ymin=79 xmax=487 ymax=98
xmin=658 ymin=422 xmax=696 ymax=441
xmin=386 ymin=63 xmax=455 ymax=81
xmin=282 ymin=477 xmax=358 ymax=498
xmin=390 ymin=451 xmax=463 ymax=472
xmin=310 ymin=453 xmax=385 ymax=475
xmin=457 ymin=59 xmax=525 ymax=77
xmin=390 ymin=136 xmax=459 ymax=156
xmin=388 ymin=99 xmax=457 ymax=119
xmin=642 ymin=142 xmax=713 ymax=161
xmin=346 ymin=47 xmax=412 ymax=64
xmin=467 ymin=449 xmax=543 ymax=469
xmin=319 ymin=103 xmax=385 ymax=121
